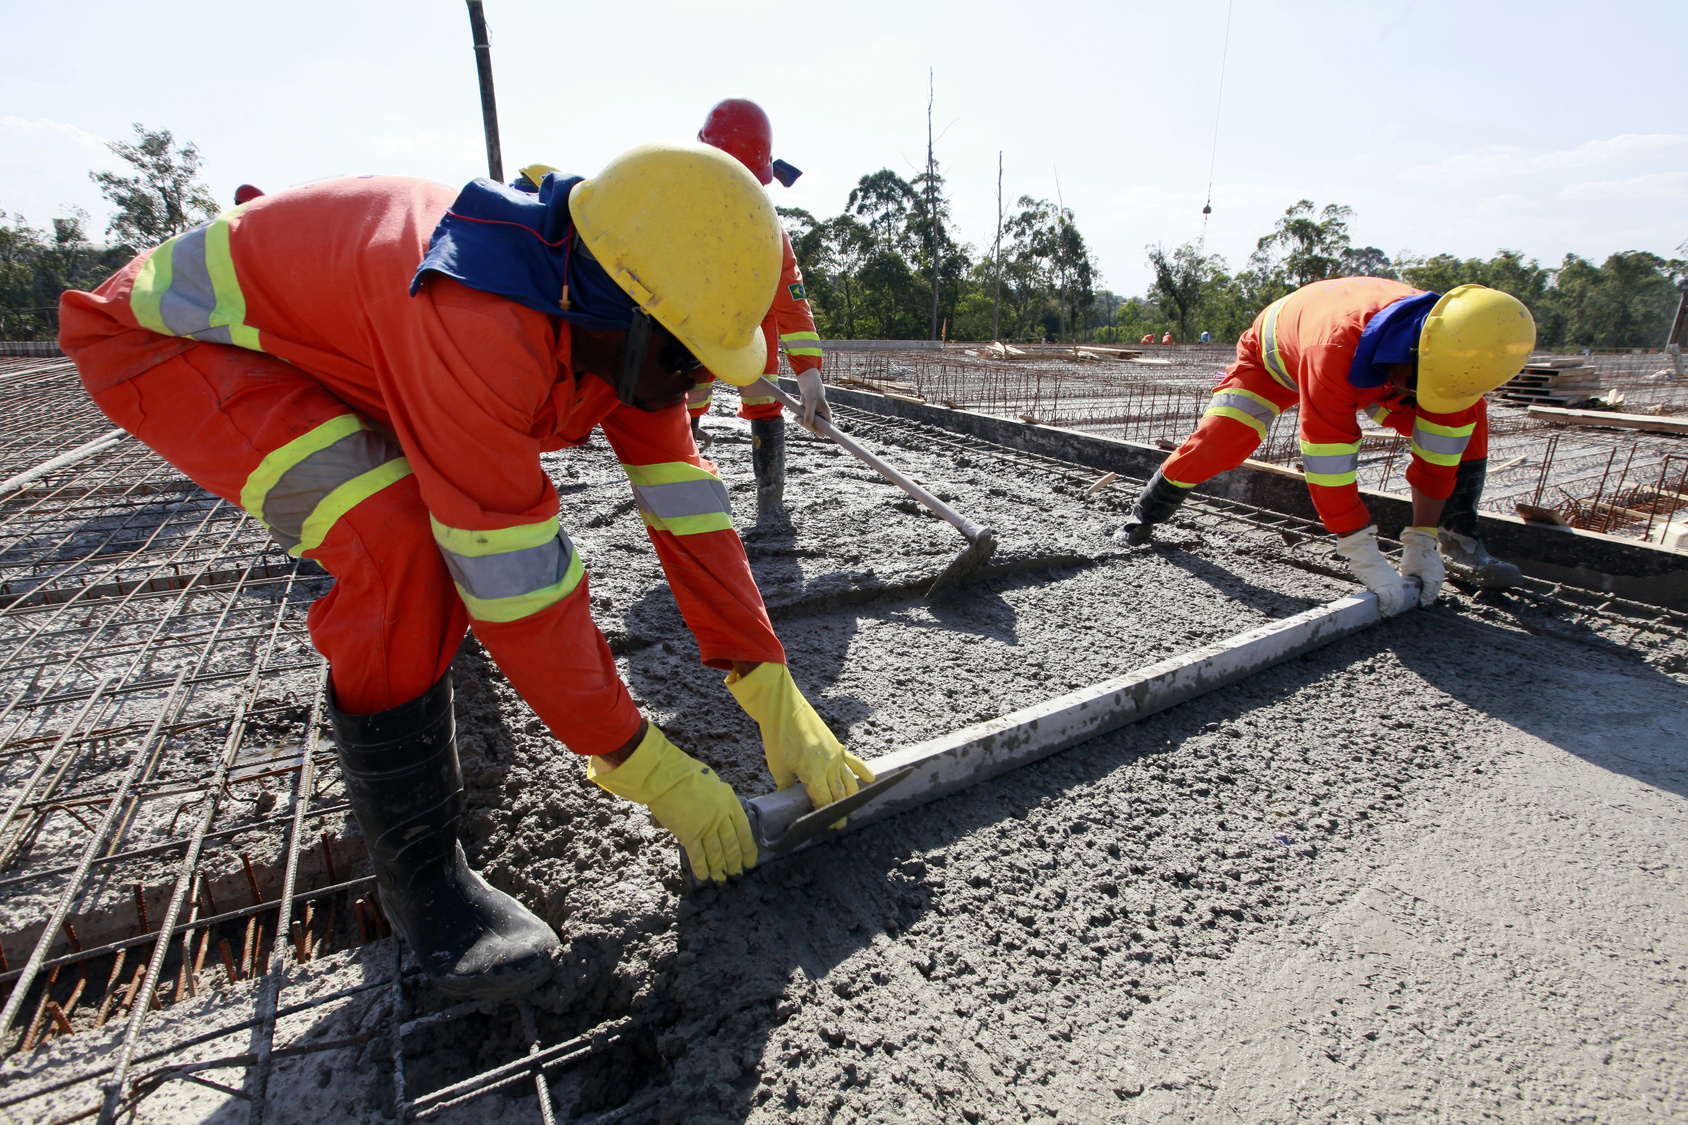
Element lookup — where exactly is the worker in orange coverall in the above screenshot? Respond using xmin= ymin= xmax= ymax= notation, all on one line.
xmin=58 ymin=144 xmax=873 ymax=1000
xmin=1119 ymin=277 xmax=1536 ymax=612
xmin=690 ymin=98 xmax=827 ymax=530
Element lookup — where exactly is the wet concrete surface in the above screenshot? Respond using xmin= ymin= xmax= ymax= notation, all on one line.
xmin=8 ymin=397 xmax=1686 ymax=1123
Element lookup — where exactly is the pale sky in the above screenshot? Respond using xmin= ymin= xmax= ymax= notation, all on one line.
xmin=3 ymin=0 xmax=1683 ymax=297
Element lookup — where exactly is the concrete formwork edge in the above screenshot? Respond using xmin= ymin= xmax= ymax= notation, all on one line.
xmin=791 ymin=379 xmax=1688 ymax=612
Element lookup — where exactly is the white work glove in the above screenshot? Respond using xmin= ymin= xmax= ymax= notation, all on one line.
xmin=1333 ymin=525 xmax=1408 ymax=616
xmin=1398 ymin=526 xmax=1444 ymax=607
xmin=794 ymin=369 xmax=832 ymax=433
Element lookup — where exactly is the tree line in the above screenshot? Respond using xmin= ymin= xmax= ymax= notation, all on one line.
xmin=4 ymin=125 xmax=1683 ymax=352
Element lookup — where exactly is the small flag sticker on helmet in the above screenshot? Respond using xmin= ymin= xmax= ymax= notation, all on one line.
xmin=789 ymin=282 xmax=806 ymax=300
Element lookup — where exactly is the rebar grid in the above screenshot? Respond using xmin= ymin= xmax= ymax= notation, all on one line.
xmin=799 ymin=349 xmax=1688 ymax=546
xmin=0 ymin=364 xmax=658 ymax=1123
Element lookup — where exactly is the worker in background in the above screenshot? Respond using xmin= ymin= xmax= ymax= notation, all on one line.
xmin=1162 ymin=332 xmax=1174 ymax=345
xmin=1118 ymin=278 xmax=1534 ymax=610
xmin=691 ymin=98 xmax=826 ymax=530
xmin=59 ymin=144 xmax=872 ymax=1001
xmin=1199 ymin=330 xmax=1212 ymax=344
xmin=1140 ymin=333 xmax=1156 ymax=345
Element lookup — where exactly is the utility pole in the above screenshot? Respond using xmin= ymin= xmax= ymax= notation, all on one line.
xmin=992 ymin=151 xmax=1004 ymax=343
xmin=1053 ymin=165 xmax=1068 ymax=345
xmin=1665 ymin=286 xmax=1688 ymax=377
xmin=926 ymin=69 xmax=941 ymax=342
xmin=465 ymin=1 xmax=503 ymax=182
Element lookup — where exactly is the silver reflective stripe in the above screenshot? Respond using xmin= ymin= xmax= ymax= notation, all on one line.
xmin=440 ymin=531 xmax=577 ymax=601
xmin=1411 ymin=423 xmax=1470 ymax=457
xmin=632 ymin=478 xmax=732 ymax=520
xmin=1210 ymin=392 xmax=1278 ymax=424
xmin=1301 ymin=451 xmax=1359 ymax=476
xmin=157 ymin=225 xmax=219 ymax=339
xmin=264 ymin=429 xmax=403 ymax=551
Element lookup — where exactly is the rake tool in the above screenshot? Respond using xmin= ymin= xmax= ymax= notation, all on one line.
xmin=750 ymin=378 xmax=998 ymax=598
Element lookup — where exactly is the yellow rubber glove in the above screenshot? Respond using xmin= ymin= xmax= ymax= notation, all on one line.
xmin=726 ymin=663 xmax=875 ymax=821
xmin=587 ymin=725 xmax=754 ymax=883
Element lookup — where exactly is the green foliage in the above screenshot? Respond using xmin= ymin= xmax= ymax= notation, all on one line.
xmin=789 ymin=170 xmax=1099 ymax=342
xmin=90 ymin=123 xmax=218 ymax=251
xmin=0 ymin=208 xmax=128 ymax=339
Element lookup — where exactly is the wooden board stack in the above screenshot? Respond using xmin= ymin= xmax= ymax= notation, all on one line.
xmin=1497 ymin=358 xmax=1600 ymax=407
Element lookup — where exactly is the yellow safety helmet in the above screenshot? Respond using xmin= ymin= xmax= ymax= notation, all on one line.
xmin=1416 ymin=284 xmax=1536 ymax=414
xmin=569 ymin=142 xmax=781 ymax=387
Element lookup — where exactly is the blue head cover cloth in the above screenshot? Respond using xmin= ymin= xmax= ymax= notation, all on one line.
xmin=770 ymin=159 xmax=802 ymax=188
xmin=1348 ymin=290 xmax=1440 ymax=388
xmin=411 ymin=172 xmax=638 ymax=330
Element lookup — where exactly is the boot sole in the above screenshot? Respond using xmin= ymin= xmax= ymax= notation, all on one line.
xmin=429 ymin=949 xmax=557 ymax=1000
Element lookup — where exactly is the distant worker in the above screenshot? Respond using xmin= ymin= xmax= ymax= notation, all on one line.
xmin=59 ymin=144 xmax=873 ymax=1000
xmin=690 ymin=98 xmax=827 ymax=530
xmin=1140 ymin=333 xmax=1155 ymax=345
xmin=1118 ymin=278 xmax=1534 ymax=610
xmin=1162 ymin=332 xmax=1174 ymax=345
xmin=1199 ymin=330 xmax=1212 ymax=344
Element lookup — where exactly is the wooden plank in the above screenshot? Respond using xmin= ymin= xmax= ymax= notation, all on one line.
xmin=1527 ymin=406 xmax=1688 ymax=435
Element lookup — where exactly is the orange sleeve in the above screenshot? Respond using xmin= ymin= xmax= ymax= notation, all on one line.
xmin=768 ymin=229 xmax=822 ymax=375
xmin=1297 ymin=343 xmax=1372 ymax=536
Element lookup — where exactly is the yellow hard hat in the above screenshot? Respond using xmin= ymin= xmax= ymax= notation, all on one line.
xmin=1416 ymin=284 xmax=1536 ymax=414
xmin=569 ymin=142 xmax=780 ymax=387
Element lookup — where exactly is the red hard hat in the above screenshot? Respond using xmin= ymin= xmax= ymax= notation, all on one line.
xmin=698 ymin=99 xmax=774 ymax=186
xmin=234 ymin=184 xmax=265 ymax=205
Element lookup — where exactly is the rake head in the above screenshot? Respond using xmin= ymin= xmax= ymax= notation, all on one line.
xmin=923 ymin=527 xmax=999 ymax=600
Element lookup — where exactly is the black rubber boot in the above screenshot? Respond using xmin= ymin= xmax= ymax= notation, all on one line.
xmin=750 ymin=417 xmax=790 ymax=530
xmin=690 ymin=414 xmax=711 ymax=451
xmin=1116 ymin=470 xmax=1190 ymax=545
xmin=1437 ymin=459 xmax=1523 ymax=588
xmin=329 ymin=673 xmax=559 ymax=999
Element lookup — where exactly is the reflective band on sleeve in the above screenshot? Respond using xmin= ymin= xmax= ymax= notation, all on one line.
xmin=1369 ymin=404 xmax=1394 ymax=426
xmin=779 ymin=330 xmax=824 ymax=357
xmin=430 ymin=514 xmax=584 ymax=623
xmin=239 ymin=415 xmax=412 ymax=555
xmin=130 ymin=206 xmax=262 ymax=352
xmin=1410 ymin=416 xmax=1475 ymax=467
xmin=1259 ymin=298 xmax=1296 ymax=391
xmin=738 ymin=395 xmax=777 ymax=407
xmin=623 ymin=461 xmax=734 ymax=536
xmin=1299 ymin=438 xmax=1362 ymax=487
xmin=1203 ymin=388 xmax=1281 ymax=440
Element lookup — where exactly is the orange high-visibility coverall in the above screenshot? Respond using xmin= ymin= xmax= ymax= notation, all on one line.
xmin=688 ymin=229 xmax=821 ymax=421
xmin=59 ymin=176 xmax=785 ymax=754
xmin=1160 ymin=277 xmax=1487 ymax=536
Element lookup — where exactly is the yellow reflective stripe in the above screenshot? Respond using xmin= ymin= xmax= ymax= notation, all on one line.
xmin=739 ymin=395 xmax=778 ymax=407
xmin=130 ymin=243 xmax=174 ymax=336
xmin=638 ymin=509 xmax=734 ymax=536
xmin=1369 ymin=404 xmax=1393 ymax=425
xmin=456 ymin=550 xmax=585 ymax=624
xmin=623 ymin=461 xmax=718 ymax=488
xmin=1163 ymin=477 xmax=1198 ymax=489
xmin=1413 ymin=417 xmax=1475 ymax=439
xmin=429 ymin=514 xmax=561 ymax=557
xmin=239 ymin=414 xmax=370 ymax=523
xmin=293 ymin=458 xmax=413 ymax=556
xmin=780 ymin=330 xmax=824 ymax=357
xmin=1205 ymin=405 xmax=1268 ymax=440
xmin=1260 ymin=298 xmax=1295 ymax=390
xmin=1214 ymin=386 xmax=1281 ymax=417
xmin=1298 ymin=440 xmax=1363 ymax=457
xmin=1410 ymin=445 xmax=1463 ymax=467
xmin=1304 ymin=471 xmax=1358 ymax=487
xmin=203 ymin=213 xmax=261 ymax=351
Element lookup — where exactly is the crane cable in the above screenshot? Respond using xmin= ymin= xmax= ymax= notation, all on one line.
xmin=1200 ymin=0 xmax=1235 ymax=247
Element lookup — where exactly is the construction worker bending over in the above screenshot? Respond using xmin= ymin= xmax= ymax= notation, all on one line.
xmin=690 ymin=98 xmax=826 ymax=530
xmin=59 ymin=144 xmax=872 ymax=1000
xmin=1119 ymin=277 xmax=1535 ymax=612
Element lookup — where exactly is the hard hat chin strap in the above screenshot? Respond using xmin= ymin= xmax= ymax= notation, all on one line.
xmin=612 ymin=310 xmax=703 ymax=411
